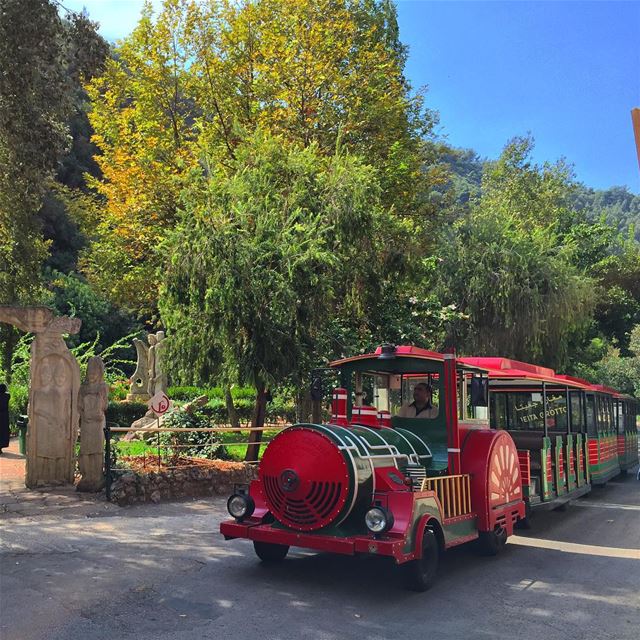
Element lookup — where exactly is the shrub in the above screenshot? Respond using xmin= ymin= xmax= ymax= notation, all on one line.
xmin=167 ymin=385 xmax=258 ymax=402
xmin=109 ymin=380 xmax=129 ymax=401
xmin=266 ymin=398 xmax=297 ymax=423
xmin=106 ymin=401 xmax=148 ymax=427
xmin=159 ymin=408 xmax=228 ymax=459
xmin=7 ymin=384 xmax=29 ymax=434
xmin=167 ymin=386 xmax=205 ymax=401
xmin=202 ymin=398 xmax=255 ymax=424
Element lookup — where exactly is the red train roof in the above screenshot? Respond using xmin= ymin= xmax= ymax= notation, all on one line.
xmin=330 ymin=345 xmax=446 ymax=367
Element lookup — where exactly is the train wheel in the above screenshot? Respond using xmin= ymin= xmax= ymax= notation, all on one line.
xmin=253 ymin=541 xmax=289 ymax=562
xmin=477 ymin=525 xmax=507 ymax=556
xmin=402 ymin=528 xmax=439 ymax=592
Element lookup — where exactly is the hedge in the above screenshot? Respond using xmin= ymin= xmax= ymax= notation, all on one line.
xmin=106 ymin=401 xmax=148 ymax=427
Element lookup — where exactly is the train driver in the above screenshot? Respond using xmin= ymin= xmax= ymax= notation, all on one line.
xmin=398 ymin=382 xmax=438 ymax=419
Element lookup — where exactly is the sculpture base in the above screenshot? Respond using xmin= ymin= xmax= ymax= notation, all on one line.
xmin=126 ymin=393 xmax=150 ymax=403
xmin=76 ymin=477 xmax=105 ymax=492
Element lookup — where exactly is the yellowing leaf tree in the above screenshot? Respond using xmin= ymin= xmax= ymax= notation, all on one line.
xmin=83 ymin=0 xmax=438 ymax=315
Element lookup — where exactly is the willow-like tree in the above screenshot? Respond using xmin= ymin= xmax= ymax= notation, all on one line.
xmin=160 ymin=132 xmax=390 ymax=459
xmin=439 ymin=137 xmax=595 ymax=368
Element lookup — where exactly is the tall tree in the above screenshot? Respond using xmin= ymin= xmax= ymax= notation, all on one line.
xmin=438 ymin=137 xmax=595 ymax=368
xmin=160 ymin=131 xmax=393 ymax=457
xmin=83 ymin=0 xmax=438 ymax=315
xmin=0 ymin=0 xmax=106 ymax=376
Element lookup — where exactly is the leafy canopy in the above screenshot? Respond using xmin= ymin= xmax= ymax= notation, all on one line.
xmin=160 ymin=131 xmax=388 ymax=389
xmin=439 ymin=137 xmax=595 ymax=368
xmin=84 ymin=0 xmax=436 ymax=314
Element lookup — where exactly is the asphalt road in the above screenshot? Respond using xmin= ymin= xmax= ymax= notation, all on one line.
xmin=1 ymin=473 xmax=639 ymax=640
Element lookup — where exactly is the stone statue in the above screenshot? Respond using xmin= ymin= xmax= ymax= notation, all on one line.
xmin=126 ymin=337 xmax=150 ymax=401
xmin=0 ymin=307 xmax=82 ymax=488
xmin=123 ymin=330 xmax=169 ymax=441
xmin=77 ymin=356 xmax=108 ymax=492
xmin=152 ymin=330 xmax=167 ymax=396
xmin=146 ymin=331 xmax=167 ymax=397
xmin=147 ymin=333 xmax=157 ymax=396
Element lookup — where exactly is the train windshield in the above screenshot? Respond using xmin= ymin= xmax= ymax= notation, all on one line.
xmin=367 ymin=373 xmax=440 ymax=418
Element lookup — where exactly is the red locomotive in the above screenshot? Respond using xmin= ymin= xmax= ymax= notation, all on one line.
xmin=221 ymin=345 xmax=527 ymax=590
xmin=220 ymin=344 xmax=638 ymax=590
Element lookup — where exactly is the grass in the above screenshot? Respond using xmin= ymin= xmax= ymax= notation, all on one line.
xmin=112 ymin=428 xmax=282 ymax=463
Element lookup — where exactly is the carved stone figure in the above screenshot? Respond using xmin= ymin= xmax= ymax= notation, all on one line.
xmin=126 ymin=337 xmax=150 ymax=401
xmin=151 ymin=330 xmax=167 ymax=396
xmin=146 ymin=331 xmax=167 ymax=397
xmin=77 ymin=357 xmax=108 ymax=492
xmin=122 ymin=331 xmax=169 ymax=441
xmin=0 ymin=306 xmax=81 ymax=487
xmin=147 ymin=333 xmax=157 ymax=396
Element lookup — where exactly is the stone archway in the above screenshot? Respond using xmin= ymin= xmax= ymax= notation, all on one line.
xmin=0 ymin=306 xmax=81 ymax=488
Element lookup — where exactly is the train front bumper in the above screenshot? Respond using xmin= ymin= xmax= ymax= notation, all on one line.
xmin=220 ymin=519 xmax=410 ymax=561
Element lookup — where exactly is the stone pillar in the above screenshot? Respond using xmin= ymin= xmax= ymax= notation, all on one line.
xmin=0 ymin=306 xmax=81 ymax=487
xmin=77 ymin=356 xmax=107 ymax=492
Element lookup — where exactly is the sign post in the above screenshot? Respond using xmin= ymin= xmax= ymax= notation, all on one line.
xmin=148 ymin=392 xmax=171 ymax=470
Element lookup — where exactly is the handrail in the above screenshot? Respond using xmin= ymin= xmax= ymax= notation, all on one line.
xmin=420 ymin=474 xmax=472 ymax=519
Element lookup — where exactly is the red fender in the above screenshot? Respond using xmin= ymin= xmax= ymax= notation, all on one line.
xmin=460 ymin=429 xmax=524 ymax=532
xmin=413 ymin=515 xmax=442 ymax=559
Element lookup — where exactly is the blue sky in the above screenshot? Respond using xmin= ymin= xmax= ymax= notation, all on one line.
xmin=63 ymin=0 xmax=640 ymax=193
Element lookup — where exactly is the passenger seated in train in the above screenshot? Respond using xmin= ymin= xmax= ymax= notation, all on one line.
xmin=398 ymin=382 xmax=438 ymax=419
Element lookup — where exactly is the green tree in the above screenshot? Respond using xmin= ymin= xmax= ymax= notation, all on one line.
xmin=581 ymin=326 xmax=640 ymax=397
xmin=438 ymin=137 xmax=595 ymax=368
xmin=160 ymin=132 xmax=394 ymax=458
xmin=83 ymin=0 xmax=437 ymax=315
xmin=0 ymin=0 xmax=106 ymax=377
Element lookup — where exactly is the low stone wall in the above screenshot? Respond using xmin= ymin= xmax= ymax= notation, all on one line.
xmin=109 ymin=463 xmax=258 ymax=506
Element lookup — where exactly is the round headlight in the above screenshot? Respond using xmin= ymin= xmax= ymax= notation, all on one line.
xmin=365 ymin=507 xmax=394 ymax=534
xmin=227 ymin=494 xmax=255 ymax=520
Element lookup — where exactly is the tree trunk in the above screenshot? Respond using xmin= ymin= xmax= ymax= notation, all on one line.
xmin=245 ymin=382 xmax=267 ymax=463
xmin=297 ymin=389 xmax=313 ymax=423
xmin=224 ymin=386 xmax=240 ymax=432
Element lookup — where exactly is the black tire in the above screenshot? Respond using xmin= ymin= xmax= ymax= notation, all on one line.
xmin=253 ymin=541 xmax=289 ymax=563
xmin=477 ymin=525 xmax=507 ymax=556
xmin=402 ymin=528 xmax=439 ymax=592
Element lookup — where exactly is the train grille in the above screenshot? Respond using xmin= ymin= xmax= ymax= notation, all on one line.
xmin=263 ymin=476 xmax=343 ymax=528
xmin=404 ymin=464 xmax=427 ymax=490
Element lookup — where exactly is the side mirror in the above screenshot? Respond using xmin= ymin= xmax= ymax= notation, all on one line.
xmin=310 ymin=376 xmax=323 ymax=402
xmin=471 ymin=376 xmax=488 ymax=407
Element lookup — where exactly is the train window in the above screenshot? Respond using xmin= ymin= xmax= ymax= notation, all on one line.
xmin=545 ymin=392 xmax=568 ymax=431
xmin=490 ymin=392 xmax=507 ymax=429
xmin=570 ymin=391 xmax=584 ymax=433
xmin=399 ymin=376 xmax=439 ymax=419
xmin=457 ymin=372 xmax=488 ymax=422
xmin=372 ymin=375 xmax=390 ymax=413
xmin=586 ymin=395 xmax=596 ymax=436
xmin=507 ymin=392 xmax=544 ymax=430
xmin=615 ymin=400 xmax=622 ymax=434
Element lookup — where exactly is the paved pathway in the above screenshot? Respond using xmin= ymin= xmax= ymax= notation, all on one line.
xmin=0 ymin=437 xmax=117 ymax=518
xmin=1 ymin=467 xmax=638 ymax=640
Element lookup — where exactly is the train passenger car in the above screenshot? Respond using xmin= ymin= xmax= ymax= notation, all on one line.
xmin=220 ymin=345 xmax=525 ymax=591
xmin=460 ymin=358 xmax=593 ymax=515
xmin=613 ymin=392 xmax=639 ymax=473
xmin=584 ymin=384 xmax=621 ymax=484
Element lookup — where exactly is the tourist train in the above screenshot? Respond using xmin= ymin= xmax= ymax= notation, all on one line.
xmin=220 ymin=345 xmax=639 ymax=591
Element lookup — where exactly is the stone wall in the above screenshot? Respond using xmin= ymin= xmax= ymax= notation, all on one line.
xmin=109 ymin=463 xmax=258 ymax=506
